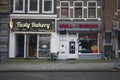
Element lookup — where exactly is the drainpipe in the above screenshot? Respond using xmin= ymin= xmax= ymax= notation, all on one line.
xmin=100 ymin=0 xmax=104 ymax=59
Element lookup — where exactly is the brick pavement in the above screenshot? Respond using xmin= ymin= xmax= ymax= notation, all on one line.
xmin=0 ymin=61 xmax=117 ymax=71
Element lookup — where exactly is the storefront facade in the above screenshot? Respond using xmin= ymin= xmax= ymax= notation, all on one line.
xmin=56 ymin=0 xmax=102 ymax=59
xmin=57 ymin=21 xmax=102 ymax=59
xmin=9 ymin=15 xmax=57 ymax=58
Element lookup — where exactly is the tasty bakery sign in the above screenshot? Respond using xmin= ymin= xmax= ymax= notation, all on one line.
xmin=9 ymin=19 xmax=54 ymax=32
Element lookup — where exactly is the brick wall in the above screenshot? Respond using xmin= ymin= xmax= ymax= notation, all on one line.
xmin=103 ymin=0 xmax=117 ymax=30
xmin=0 ymin=0 xmax=10 ymax=62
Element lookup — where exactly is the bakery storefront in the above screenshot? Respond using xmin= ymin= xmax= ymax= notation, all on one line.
xmin=57 ymin=21 xmax=101 ymax=59
xmin=9 ymin=19 xmax=56 ymax=58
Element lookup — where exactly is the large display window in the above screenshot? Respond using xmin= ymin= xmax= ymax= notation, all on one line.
xmin=39 ymin=34 xmax=50 ymax=57
xmin=78 ymin=34 xmax=98 ymax=54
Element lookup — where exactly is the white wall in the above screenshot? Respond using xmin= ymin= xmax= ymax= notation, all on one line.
xmin=9 ymin=32 xmax=15 ymax=58
xmin=50 ymin=32 xmax=59 ymax=54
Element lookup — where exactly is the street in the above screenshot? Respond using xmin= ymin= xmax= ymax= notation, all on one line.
xmin=0 ymin=72 xmax=120 ymax=80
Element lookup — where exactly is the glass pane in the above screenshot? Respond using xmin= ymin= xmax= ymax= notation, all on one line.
xmin=105 ymin=32 xmax=111 ymax=43
xmin=88 ymin=2 xmax=96 ymax=6
xmin=69 ymin=41 xmax=75 ymax=54
xmin=30 ymin=0 xmax=37 ymax=11
xmin=61 ymin=2 xmax=68 ymax=6
xmin=15 ymin=0 xmax=23 ymax=11
xmin=75 ymin=8 xmax=82 ymax=18
xmin=39 ymin=34 xmax=50 ymax=57
xmin=28 ymin=35 xmax=37 ymax=57
xmin=44 ymin=1 xmax=52 ymax=11
xmin=78 ymin=35 xmax=98 ymax=54
xmin=75 ymin=2 xmax=82 ymax=7
xmin=88 ymin=8 xmax=96 ymax=18
xmin=118 ymin=0 xmax=120 ymax=10
xmin=61 ymin=8 xmax=68 ymax=18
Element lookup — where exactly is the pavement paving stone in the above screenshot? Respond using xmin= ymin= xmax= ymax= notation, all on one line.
xmin=0 ymin=61 xmax=116 ymax=71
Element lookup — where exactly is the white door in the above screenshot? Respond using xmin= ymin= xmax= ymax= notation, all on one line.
xmin=59 ymin=40 xmax=67 ymax=59
xmin=67 ymin=37 xmax=78 ymax=59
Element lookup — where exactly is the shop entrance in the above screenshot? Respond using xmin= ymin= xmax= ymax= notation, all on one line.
xmin=16 ymin=34 xmax=24 ymax=57
xmin=68 ymin=37 xmax=78 ymax=59
xmin=69 ymin=41 xmax=76 ymax=54
xmin=26 ymin=34 xmax=37 ymax=57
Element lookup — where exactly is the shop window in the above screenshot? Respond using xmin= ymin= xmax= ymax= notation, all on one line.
xmin=13 ymin=0 xmax=25 ymax=13
xmin=74 ymin=1 xmax=83 ymax=18
xmin=78 ymin=35 xmax=98 ymax=54
xmin=39 ymin=34 xmax=50 ymax=57
xmin=118 ymin=0 xmax=120 ymax=10
xmin=42 ymin=0 xmax=54 ymax=13
xmin=105 ymin=32 xmax=111 ymax=43
xmin=28 ymin=0 xmax=39 ymax=13
xmin=60 ymin=1 xmax=70 ymax=18
xmin=87 ymin=1 xmax=97 ymax=18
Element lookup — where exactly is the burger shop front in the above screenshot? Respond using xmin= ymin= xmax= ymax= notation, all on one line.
xmin=57 ymin=21 xmax=102 ymax=59
xmin=9 ymin=18 xmax=57 ymax=58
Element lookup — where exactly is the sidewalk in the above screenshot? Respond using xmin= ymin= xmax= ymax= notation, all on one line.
xmin=0 ymin=60 xmax=118 ymax=72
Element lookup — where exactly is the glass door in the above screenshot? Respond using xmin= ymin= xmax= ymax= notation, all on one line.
xmin=16 ymin=34 xmax=24 ymax=57
xmin=69 ymin=41 xmax=75 ymax=54
xmin=26 ymin=34 xmax=37 ymax=57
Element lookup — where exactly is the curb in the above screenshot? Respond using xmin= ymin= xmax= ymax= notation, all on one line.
xmin=0 ymin=68 xmax=120 ymax=72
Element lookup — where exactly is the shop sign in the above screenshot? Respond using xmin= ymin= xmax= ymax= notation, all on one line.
xmin=57 ymin=22 xmax=101 ymax=31
xmin=59 ymin=24 xmax=98 ymax=28
xmin=10 ymin=19 xmax=55 ymax=32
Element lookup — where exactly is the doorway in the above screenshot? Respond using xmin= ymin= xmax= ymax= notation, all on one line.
xmin=67 ymin=33 xmax=78 ymax=59
xmin=69 ymin=41 xmax=76 ymax=54
xmin=26 ymin=34 xmax=37 ymax=57
xmin=16 ymin=34 xmax=24 ymax=57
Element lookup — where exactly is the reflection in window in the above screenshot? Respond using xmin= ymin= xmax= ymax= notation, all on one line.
xmin=28 ymin=0 xmax=39 ymax=12
xmin=43 ymin=0 xmax=54 ymax=13
xmin=88 ymin=8 xmax=96 ymax=18
xmin=105 ymin=32 xmax=111 ymax=43
xmin=30 ymin=0 xmax=37 ymax=11
xmin=74 ymin=2 xmax=83 ymax=18
xmin=78 ymin=35 xmax=98 ymax=54
xmin=60 ymin=2 xmax=69 ymax=18
xmin=88 ymin=2 xmax=96 ymax=18
xmin=14 ymin=0 xmax=24 ymax=12
xmin=118 ymin=0 xmax=120 ymax=10
xmin=44 ymin=1 xmax=52 ymax=11
xmin=39 ymin=34 xmax=50 ymax=57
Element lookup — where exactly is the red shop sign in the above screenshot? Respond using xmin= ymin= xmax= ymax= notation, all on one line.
xmin=59 ymin=24 xmax=98 ymax=28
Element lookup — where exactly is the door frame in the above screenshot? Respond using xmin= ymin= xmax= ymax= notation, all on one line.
xmin=58 ymin=32 xmax=78 ymax=59
xmin=67 ymin=35 xmax=78 ymax=59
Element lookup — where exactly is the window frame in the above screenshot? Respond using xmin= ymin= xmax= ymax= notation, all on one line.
xmin=73 ymin=1 xmax=84 ymax=18
xmin=42 ymin=0 xmax=54 ymax=13
xmin=13 ymin=0 xmax=25 ymax=13
xmin=60 ymin=1 xmax=70 ymax=18
xmin=117 ymin=0 xmax=120 ymax=11
xmin=87 ymin=1 xmax=97 ymax=19
xmin=78 ymin=34 xmax=98 ymax=54
xmin=105 ymin=31 xmax=111 ymax=44
xmin=28 ymin=0 xmax=39 ymax=13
